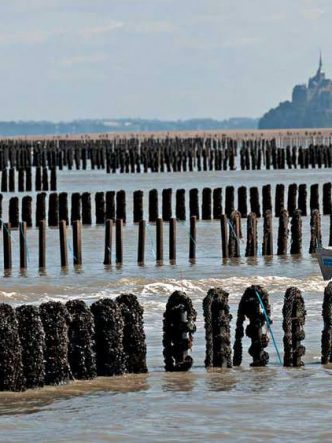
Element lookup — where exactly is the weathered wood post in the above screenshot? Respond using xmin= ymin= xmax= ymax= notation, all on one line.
xmin=116 ymin=219 xmax=123 ymax=264
xmin=103 ymin=219 xmax=113 ymax=265
xmin=59 ymin=220 xmax=68 ymax=268
xmin=189 ymin=188 xmax=199 ymax=219
xmin=39 ymin=220 xmax=46 ymax=269
xmin=3 ymin=223 xmax=12 ymax=271
xmin=290 ymin=209 xmax=302 ymax=254
xmin=277 ymin=209 xmax=289 ymax=255
xmin=137 ymin=220 xmax=145 ymax=265
xmin=275 ymin=184 xmax=285 ymax=217
xmin=220 ymin=214 xmax=228 ymax=259
xmin=262 ymin=210 xmax=273 ymax=256
xmin=19 ymin=221 xmax=27 ymax=270
xmin=213 ymin=188 xmax=222 ymax=219
xmin=133 ymin=190 xmax=144 ymax=223
xmin=156 ymin=218 xmax=163 ymax=264
xmin=237 ymin=186 xmax=247 ymax=218
xmin=245 ymin=212 xmax=257 ymax=257
xmin=298 ymin=184 xmax=307 ymax=216
xmin=162 ymin=188 xmax=172 ymax=222
xmin=202 ymin=188 xmax=212 ymax=220
xmin=82 ymin=192 xmax=92 ymax=225
xmin=228 ymin=210 xmax=241 ymax=257
xmin=189 ymin=215 xmax=196 ymax=263
xmin=169 ymin=218 xmax=176 ymax=263
xmin=149 ymin=189 xmax=158 ymax=222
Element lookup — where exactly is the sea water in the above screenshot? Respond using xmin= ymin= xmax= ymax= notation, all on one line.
xmin=0 ymin=166 xmax=330 ymax=442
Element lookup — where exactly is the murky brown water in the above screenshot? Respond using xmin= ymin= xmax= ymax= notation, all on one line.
xmin=0 ymin=167 xmax=331 ymax=442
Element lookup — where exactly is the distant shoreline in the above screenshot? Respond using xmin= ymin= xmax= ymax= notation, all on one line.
xmin=2 ymin=127 xmax=332 ymax=141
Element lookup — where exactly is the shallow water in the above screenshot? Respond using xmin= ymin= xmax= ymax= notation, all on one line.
xmin=0 ymin=167 xmax=331 ymax=442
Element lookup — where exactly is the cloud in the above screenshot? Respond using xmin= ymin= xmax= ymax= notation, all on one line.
xmin=301 ymin=7 xmax=324 ymax=20
xmin=79 ymin=20 xmax=124 ymax=37
xmin=124 ymin=20 xmax=177 ymax=34
xmin=0 ymin=19 xmax=123 ymax=47
xmin=0 ymin=30 xmax=50 ymax=45
xmin=223 ymin=36 xmax=260 ymax=48
xmin=59 ymin=53 xmax=109 ymax=67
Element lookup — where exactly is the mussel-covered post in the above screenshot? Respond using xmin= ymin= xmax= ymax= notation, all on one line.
xmin=163 ymin=291 xmax=196 ymax=371
xmin=203 ymin=288 xmax=232 ymax=368
xmin=39 ymin=301 xmax=71 ymax=385
xmin=116 ymin=294 xmax=148 ymax=373
xmin=66 ymin=300 xmax=97 ymax=380
xmin=282 ymin=287 xmax=306 ymax=367
xmin=0 ymin=304 xmax=25 ymax=391
xmin=16 ymin=305 xmax=45 ymax=389
xmin=321 ymin=282 xmax=332 ymax=364
xmin=91 ymin=299 xmax=126 ymax=375
xmin=233 ymin=285 xmax=271 ymax=367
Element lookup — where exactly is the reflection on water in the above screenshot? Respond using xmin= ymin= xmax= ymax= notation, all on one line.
xmin=205 ymin=370 xmax=238 ymax=392
xmin=162 ymin=372 xmax=196 ymax=392
xmin=0 ymin=374 xmax=149 ymax=416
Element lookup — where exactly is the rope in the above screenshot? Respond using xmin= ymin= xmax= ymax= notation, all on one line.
xmin=255 ymin=289 xmax=282 ymax=366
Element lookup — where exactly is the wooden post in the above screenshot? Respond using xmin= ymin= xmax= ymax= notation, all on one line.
xmin=82 ymin=192 xmax=92 ymax=225
xmin=176 ymin=189 xmax=186 ymax=221
xmin=116 ymin=191 xmax=126 ymax=224
xmin=189 ymin=215 xmax=196 ymax=263
xmin=213 ymin=188 xmax=222 ymax=219
xmin=262 ymin=210 xmax=273 ymax=256
xmin=95 ymin=192 xmax=105 ymax=224
xmin=149 ymin=189 xmax=158 ymax=222
xmin=133 ymin=190 xmax=144 ymax=223
xmin=162 ymin=189 xmax=172 ymax=222
xmin=277 ymin=209 xmax=289 ymax=255
xmin=116 ymin=219 xmax=123 ymax=264
xmin=59 ymin=192 xmax=69 ymax=225
xmin=19 ymin=221 xmax=27 ymax=269
xmin=238 ymin=186 xmax=247 ymax=218
xmin=9 ymin=197 xmax=19 ymax=228
xmin=3 ymin=223 xmax=12 ymax=271
xmin=202 ymin=188 xmax=212 ymax=220
xmin=72 ymin=220 xmax=82 ymax=266
xmin=137 ymin=220 xmax=145 ymax=265
xmin=290 ymin=209 xmax=302 ymax=255
xmin=48 ymin=193 xmax=59 ymax=227
xmin=228 ymin=210 xmax=241 ymax=257
xmin=220 ymin=215 xmax=228 ymax=259
xmin=245 ymin=212 xmax=257 ymax=257
xmin=59 ymin=220 xmax=68 ymax=267
xmin=169 ymin=218 xmax=176 ymax=263
xmin=156 ymin=218 xmax=163 ymax=264
xmin=103 ymin=219 xmax=113 ymax=265
xmin=39 ymin=220 xmax=46 ymax=269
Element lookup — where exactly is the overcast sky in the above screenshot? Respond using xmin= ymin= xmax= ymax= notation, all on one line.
xmin=0 ymin=0 xmax=330 ymax=121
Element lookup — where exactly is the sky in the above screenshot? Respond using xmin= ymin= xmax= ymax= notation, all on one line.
xmin=0 ymin=0 xmax=330 ymax=121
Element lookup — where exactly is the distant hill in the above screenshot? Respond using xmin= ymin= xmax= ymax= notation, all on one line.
xmin=0 ymin=117 xmax=258 ymax=137
xmin=259 ymin=56 xmax=332 ymax=129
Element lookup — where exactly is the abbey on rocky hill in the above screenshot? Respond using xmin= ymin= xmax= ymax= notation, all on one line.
xmin=259 ymin=55 xmax=332 ymax=129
